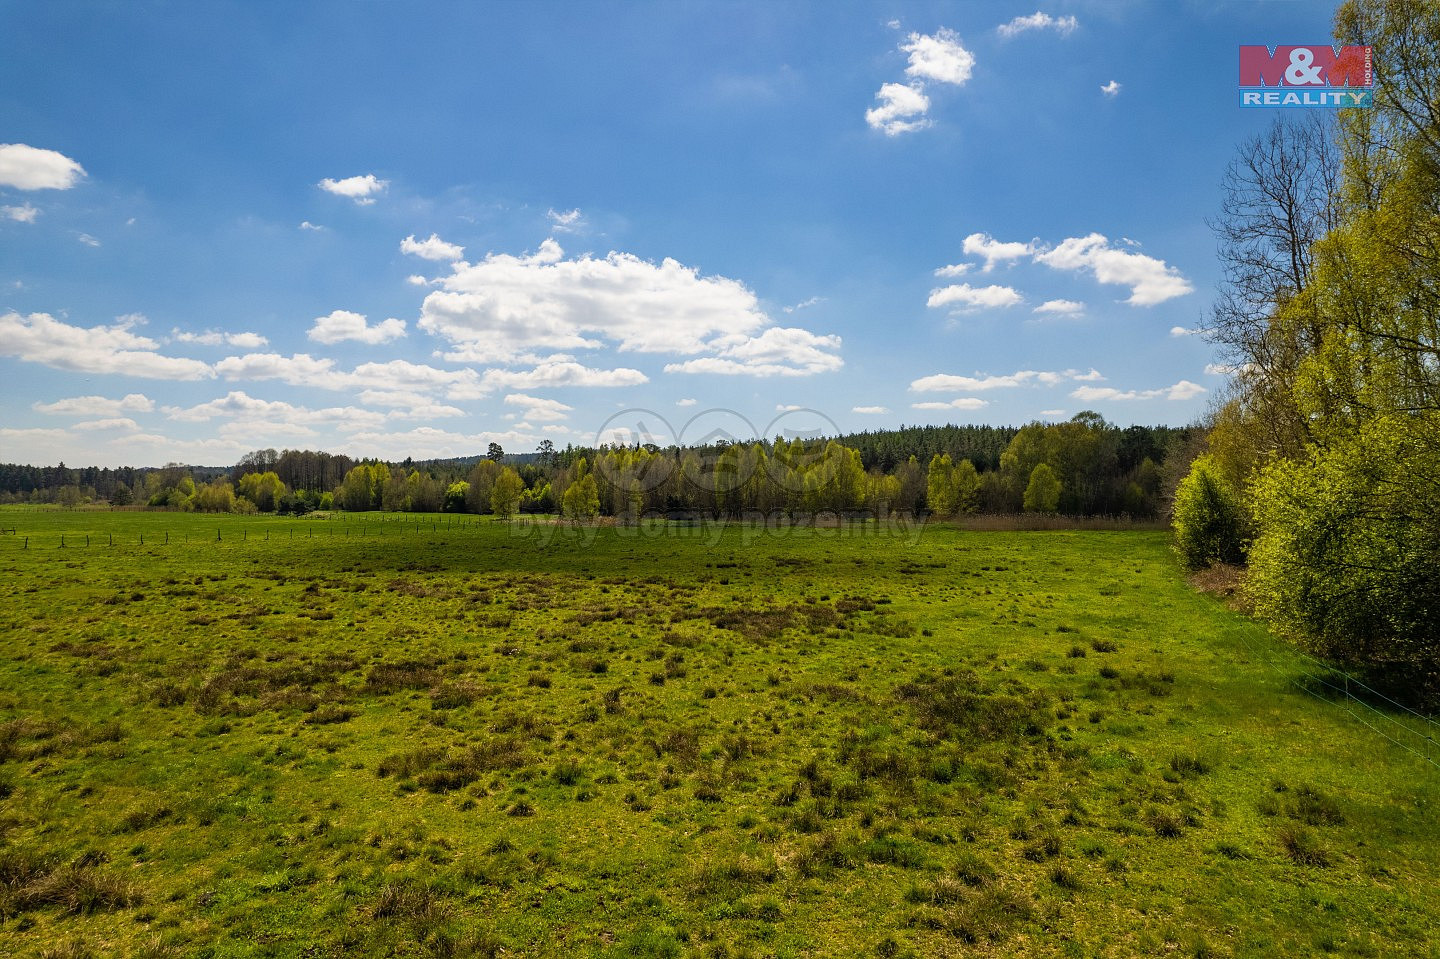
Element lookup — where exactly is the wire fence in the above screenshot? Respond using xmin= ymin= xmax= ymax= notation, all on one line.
xmin=1223 ymin=615 xmax=1440 ymax=770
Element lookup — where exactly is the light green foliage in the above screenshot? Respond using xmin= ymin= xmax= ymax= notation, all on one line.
xmin=989 ymin=414 xmax=1155 ymax=515
xmin=53 ymin=485 xmax=88 ymax=508
xmin=866 ymin=471 xmax=902 ymax=512
xmin=405 ymin=470 xmax=444 ymax=513
xmin=490 ymin=466 xmax=524 ymax=519
xmin=926 ymin=454 xmax=979 ymax=516
xmin=522 ymin=480 xmax=555 ymax=514
xmin=237 ymin=471 xmax=287 ymax=512
xmin=1228 ymin=0 xmax=1440 ymax=697
xmin=1022 ymin=463 xmax=1061 ymax=514
xmin=1247 ymin=428 xmax=1440 ymax=693
xmin=561 ymin=472 xmax=599 ymax=520
xmin=191 ymin=479 xmax=237 ymax=513
xmin=381 ymin=467 xmax=409 ymax=511
xmin=465 ymin=459 xmax=500 ymax=514
xmin=927 ymin=454 xmax=956 ymax=515
xmin=336 ymin=463 xmax=388 ymax=512
xmin=145 ymin=470 xmax=197 ymax=509
xmin=952 ymin=457 xmax=980 ymax=514
xmin=443 ymin=481 xmax=469 ymax=513
xmin=1172 ymin=455 xmax=1246 ymax=570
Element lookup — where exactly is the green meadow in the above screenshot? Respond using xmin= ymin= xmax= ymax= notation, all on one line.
xmin=0 ymin=509 xmax=1436 ymax=958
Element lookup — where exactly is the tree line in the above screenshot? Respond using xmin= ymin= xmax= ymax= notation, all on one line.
xmin=1 ymin=415 xmax=1196 ymax=519
xmin=1173 ymin=0 xmax=1440 ymax=702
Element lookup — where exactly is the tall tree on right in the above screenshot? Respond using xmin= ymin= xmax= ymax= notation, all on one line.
xmin=1204 ymin=0 xmax=1440 ymax=701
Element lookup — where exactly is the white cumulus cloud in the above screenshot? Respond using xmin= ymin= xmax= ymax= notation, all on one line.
xmin=1034 ymin=299 xmax=1085 ymax=315
xmin=1071 ymin=380 xmax=1206 ymax=402
xmin=902 ymin=28 xmax=975 ymax=85
xmin=504 ymin=393 xmax=573 ymax=423
xmin=475 ymin=359 xmax=649 ymax=393
xmin=853 ymin=406 xmax=890 ymax=415
xmin=172 ymin=329 xmax=270 ymax=348
xmin=72 ymin=417 xmax=141 ymax=433
xmin=307 ymin=309 xmax=407 ymax=345
xmin=418 ymin=238 xmax=839 ymax=375
xmin=0 ymin=312 xmax=213 ymax=380
xmin=0 ymin=144 xmax=86 ymax=190
xmin=927 ymin=283 xmax=1023 ymax=312
xmin=998 ymin=12 xmax=1078 ymax=38
xmin=164 ymin=390 xmax=388 ymax=433
xmin=961 ymin=232 xmax=1034 ymax=271
xmin=865 ymin=82 xmax=932 ymax=136
xmin=33 ymin=393 xmax=154 ymax=416
xmin=318 ymin=173 xmax=388 ymax=204
xmin=388 ymin=403 xmax=465 ymax=421
xmin=663 ymin=327 xmax=842 ymax=377
xmin=1034 ymin=233 xmax=1192 ymax=306
xmin=213 ymin=354 xmax=487 ymax=404
xmin=400 ymin=233 xmax=464 ymax=262
xmin=911 ymin=369 xmax=1096 ymax=392
xmin=214 ymin=352 xmax=342 ymax=386
xmin=1101 ymin=80 xmax=1122 ymax=97
xmin=912 ymin=398 xmax=989 ymax=411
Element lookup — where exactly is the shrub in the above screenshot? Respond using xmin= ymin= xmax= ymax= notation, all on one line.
xmin=369 ymin=880 xmax=446 ymax=922
xmin=1246 ymin=432 xmax=1440 ymax=703
xmin=1172 ymin=455 xmax=1246 ymax=570
xmin=1169 ymin=753 xmax=1210 ymax=777
xmin=552 ymin=759 xmax=583 ymax=786
xmin=953 ymin=852 xmax=997 ymax=888
xmin=948 ymin=887 xmax=1032 ymax=944
xmin=1276 ymin=825 xmax=1330 ymax=867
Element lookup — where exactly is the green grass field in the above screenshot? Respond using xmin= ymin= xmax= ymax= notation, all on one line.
xmin=0 ymin=509 xmax=1436 ymax=958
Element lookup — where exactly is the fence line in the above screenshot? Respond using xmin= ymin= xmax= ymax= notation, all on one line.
xmin=1224 ymin=617 xmax=1439 ymax=770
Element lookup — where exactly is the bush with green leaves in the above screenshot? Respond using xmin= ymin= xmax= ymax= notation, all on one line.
xmin=1245 ymin=429 xmax=1440 ymax=701
xmin=1022 ymin=463 xmax=1061 ymax=514
xmin=1170 ymin=455 xmax=1245 ymax=570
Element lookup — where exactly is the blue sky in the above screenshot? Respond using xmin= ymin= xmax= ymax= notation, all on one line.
xmin=1 ymin=1 xmax=1341 ymax=467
